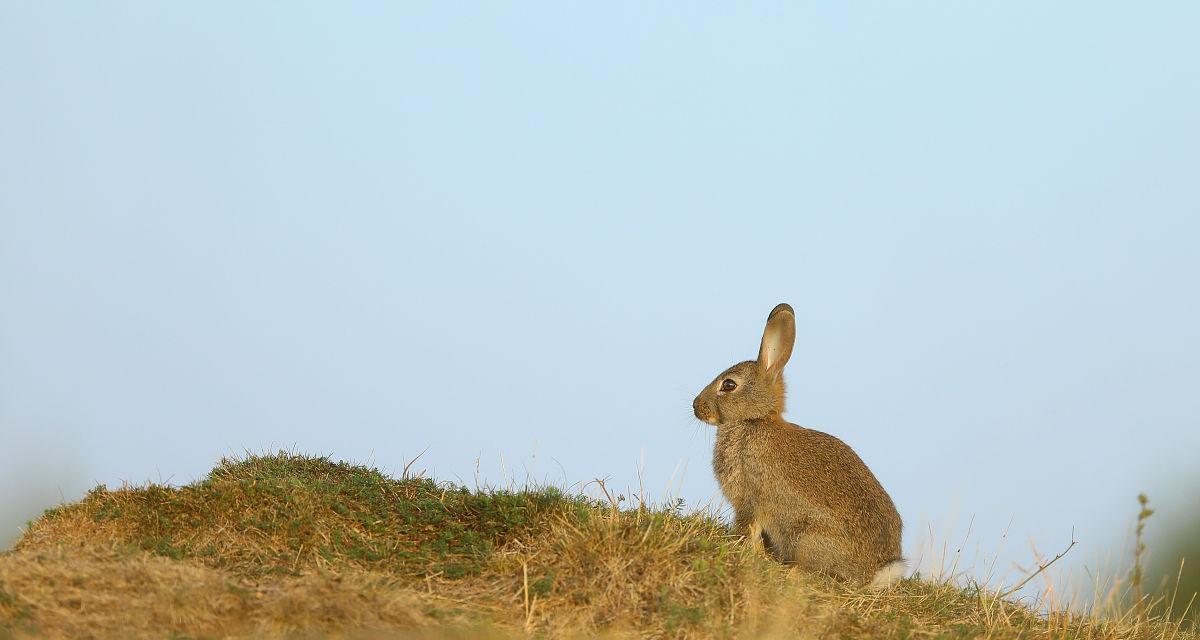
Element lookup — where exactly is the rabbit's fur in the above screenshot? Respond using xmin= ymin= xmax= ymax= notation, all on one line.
xmin=693 ymin=303 xmax=904 ymax=587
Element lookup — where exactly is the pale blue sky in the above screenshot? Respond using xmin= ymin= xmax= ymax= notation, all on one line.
xmin=2 ymin=2 xmax=1198 ymax=598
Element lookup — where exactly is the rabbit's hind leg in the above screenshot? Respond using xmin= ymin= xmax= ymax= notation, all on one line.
xmin=783 ymin=533 xmax=859 ymax=582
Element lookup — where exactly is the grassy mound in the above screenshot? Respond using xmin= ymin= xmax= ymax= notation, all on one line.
xmin=1 ymin=452 xmax=1195 ymax=639
xmin=17 ymin=452 xmax=589 ymax=580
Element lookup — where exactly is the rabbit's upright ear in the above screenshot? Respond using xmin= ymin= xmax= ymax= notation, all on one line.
xmin=758 ymin=303 xmax=795 ymax=376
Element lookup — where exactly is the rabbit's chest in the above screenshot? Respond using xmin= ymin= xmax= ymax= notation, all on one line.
xmin=712 ymin=428 xmax=762 ymax=502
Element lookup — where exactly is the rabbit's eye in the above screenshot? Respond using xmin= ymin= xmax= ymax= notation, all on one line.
xmin=720 ymin=379 xmax=737 ymax=392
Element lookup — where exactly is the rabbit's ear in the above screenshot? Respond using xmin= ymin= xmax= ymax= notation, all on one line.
xmin=758 ymin=303 xmax=795 ymax=375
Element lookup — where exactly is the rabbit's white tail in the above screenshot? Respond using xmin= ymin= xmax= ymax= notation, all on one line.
xmin=867 ymin=559 xmax=907 ymax=590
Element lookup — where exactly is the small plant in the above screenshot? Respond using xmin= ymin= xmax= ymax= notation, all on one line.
xmin=1133 ymin=492 xmax=1155 ymax=620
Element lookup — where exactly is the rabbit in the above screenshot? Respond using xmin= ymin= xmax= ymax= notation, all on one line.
xmin=692 ymin=303 xmax=905 ymax=588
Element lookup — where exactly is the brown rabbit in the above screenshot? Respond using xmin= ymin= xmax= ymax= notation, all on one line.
xmin=693 ymin=303 xmax=905 ymax=588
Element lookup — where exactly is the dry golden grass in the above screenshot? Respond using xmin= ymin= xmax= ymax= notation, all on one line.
xmin=0 ymin=545 xmax=441 ymax=639
xmin=1 ymin=452 xmax=1195 ymax=639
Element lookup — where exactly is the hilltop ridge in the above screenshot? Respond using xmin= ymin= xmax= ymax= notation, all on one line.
xmin=0 ymin=452 xmax=1192 ymax=639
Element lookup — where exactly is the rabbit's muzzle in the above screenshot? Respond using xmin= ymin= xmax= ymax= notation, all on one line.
xmin=693 ymin=394 xmax=719 ymax=425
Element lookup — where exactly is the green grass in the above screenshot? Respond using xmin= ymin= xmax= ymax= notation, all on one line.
xmin=43 ymin=452 xmax=597 ymax=580
xmin=2 ymin=452 xmax=1197 ymax=639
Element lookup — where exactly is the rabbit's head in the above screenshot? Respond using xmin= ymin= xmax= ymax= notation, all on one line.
xmin=693 ymin=303 xmax=795 ymax=426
